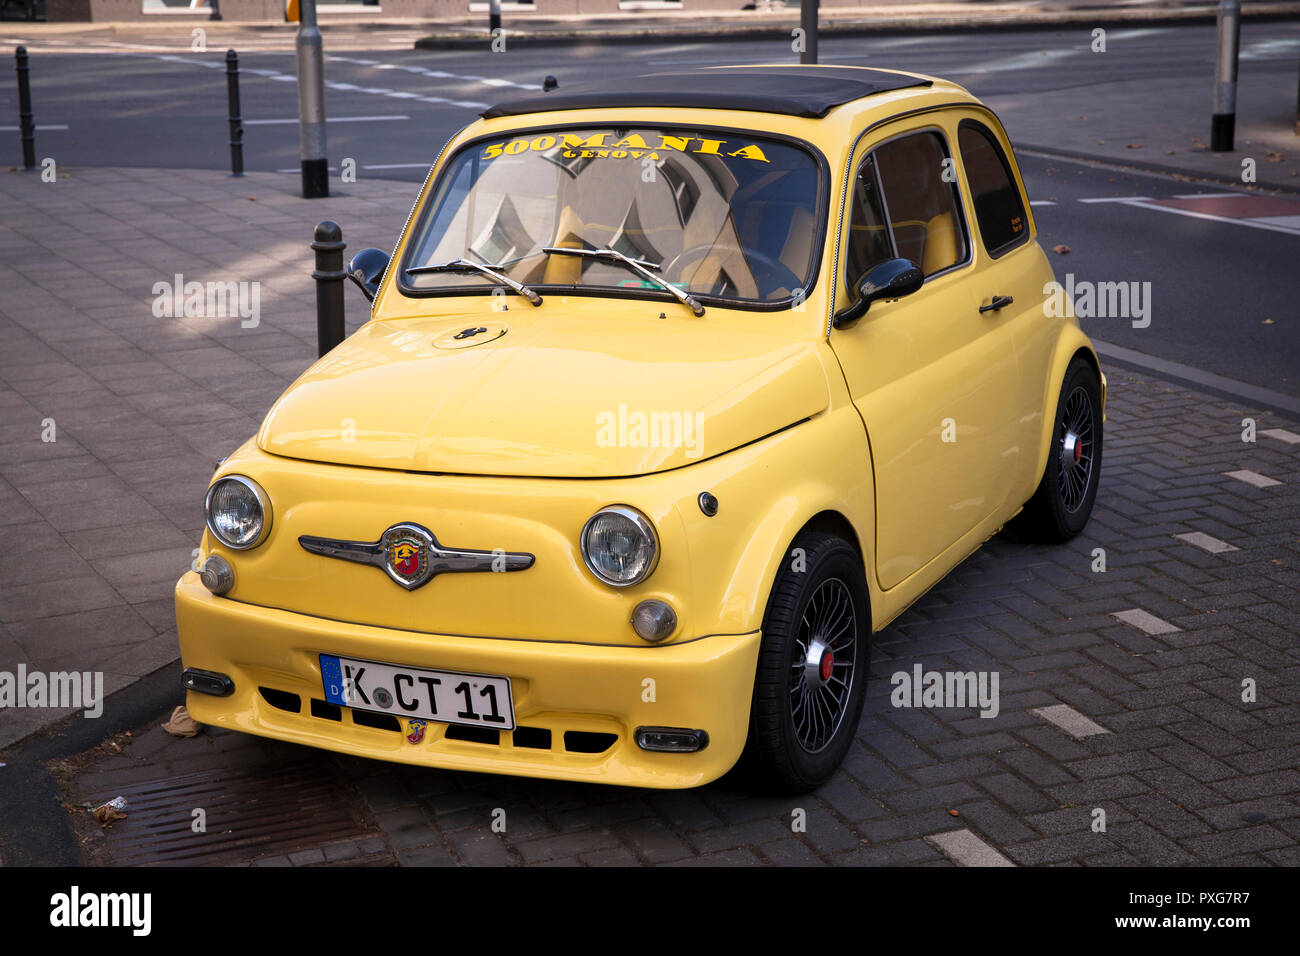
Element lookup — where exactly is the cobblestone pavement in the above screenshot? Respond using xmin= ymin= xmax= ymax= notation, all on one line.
xmin=0 ymin=167 xmax=414 ymax=748
xmin=54 ymin=366 xmax=1300 ymax=866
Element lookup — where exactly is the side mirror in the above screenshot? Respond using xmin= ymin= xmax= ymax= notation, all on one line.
xmin=346 ymin=248 xmax=391 ymax=303
xmin=832 ymin=258 xmax=924 ymax=329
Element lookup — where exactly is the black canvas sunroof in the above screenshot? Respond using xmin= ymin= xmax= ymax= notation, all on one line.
xmin=481 ymin=67 xmax=933 ymax=120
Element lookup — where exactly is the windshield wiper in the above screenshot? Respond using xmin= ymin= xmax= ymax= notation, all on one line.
xmin=540 ymin=246 xmax=705 ymax=316
xmin=406 ymin=258 xmax=542 ymax=307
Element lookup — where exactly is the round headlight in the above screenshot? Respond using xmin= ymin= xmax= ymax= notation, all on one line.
xmin=204 ymin=475 xmax=272 ymax=550
xmin=580 ymin=505 xmax=658 ymax=587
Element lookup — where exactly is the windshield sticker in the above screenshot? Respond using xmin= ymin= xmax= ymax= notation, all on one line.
xmin=482 ymin=132 xmax=771 ymax=164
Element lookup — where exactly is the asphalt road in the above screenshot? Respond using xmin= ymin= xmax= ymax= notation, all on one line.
xmin=1 ymin=23 xmax=1298 ymax=394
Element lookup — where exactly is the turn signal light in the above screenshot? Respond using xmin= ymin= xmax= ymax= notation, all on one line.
xmin=635 ymin=726 xmax=709 ymax=753
xmin=182 ymin=668 xmax=235 ymax=697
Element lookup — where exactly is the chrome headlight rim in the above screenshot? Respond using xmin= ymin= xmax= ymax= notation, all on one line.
xmin=580 ymin=504 xmax=660 ymax=588
xmin=204 ymin=474 xmax=273 ymax=551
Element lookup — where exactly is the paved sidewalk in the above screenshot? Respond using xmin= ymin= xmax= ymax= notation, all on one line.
xmin=35 ymin=365 xmax=1300 ymax=867
xmin=0 ymin=166 xmax=415 ymax=748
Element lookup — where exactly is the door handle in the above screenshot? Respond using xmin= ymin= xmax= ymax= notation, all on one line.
xmin=978 ymin=295 xmax=1014 ymax=314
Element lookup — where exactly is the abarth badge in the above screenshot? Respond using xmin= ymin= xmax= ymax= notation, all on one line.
xmin=299 ymin=522 xmax=534 ymax=591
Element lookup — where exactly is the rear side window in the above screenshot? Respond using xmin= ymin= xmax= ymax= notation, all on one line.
xmin=958 ymin=121 xmax=1028 ymax=256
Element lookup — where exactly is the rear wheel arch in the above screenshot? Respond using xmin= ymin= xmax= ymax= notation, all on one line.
xmin=1070 ymin=345 xmax=1102 ymax=390
xmin=1030 ymin=336 xmax=1103 ymax=482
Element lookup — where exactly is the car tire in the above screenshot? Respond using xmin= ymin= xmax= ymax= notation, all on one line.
xmin=740 ymin=531 xmax=870 ymax=794
xmin=1010 ymin=357 xmax=1103 ymax=543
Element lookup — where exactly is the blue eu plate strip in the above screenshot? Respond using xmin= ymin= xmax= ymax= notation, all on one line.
xmin=319 ymin=654 xmax=345 ymax=705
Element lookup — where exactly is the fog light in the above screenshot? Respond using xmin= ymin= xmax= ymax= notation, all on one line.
xmin=635 ymin=727 xmax=709 ymax=753
xmin=199 ymin=554 xmax=234 ymax=595
xmin=631 ymin=599 xmax=677 ymax=642
xmin=182 ymin=668 xmax=235 ymax=697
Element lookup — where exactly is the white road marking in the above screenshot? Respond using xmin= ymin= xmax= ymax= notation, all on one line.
xmin=1240 ymin=37 xmax=1300 ymax=61
xmin=1029 ymin=200 xmax=1055 ymax=206
xmin=1255 ymin=215 xmax=1300 ymax=231
xmin=0 ymin=124 xmax=68 ymax=131
xmin=962 ymin=48 xmax=1077 ymax=74
xmin=1224 ymin=469 xmax=1283 ymax=488
xmin=1173 ymin=532 xmax=1239 ymax=554
xmin=1078 ymin=196 xmax=1300 ymax=236
xmin=1105 ymin=29 xmax=1166 ymax=40
xmin=1111 ymin=608 xmax=1181 ymax=636
xmin=326 ymin=55 xmax=536 ymax=90
xmin=1032 ymin=703 xmax=1112 ymax=738
xmin=273 ymin=162 xmax=432 ymax=172
xmin=925 ymin=829 xmax=1015 ymax=867
xmin=142 ymin=53 xmax=492 ymax=109
xmin=1125 ymin=202 xmax=1300 ymax=236
xmin=243 ymin=115 xmax=410 ymax=125
xmin=1261 ymin=428 xmax=1300 ymax=445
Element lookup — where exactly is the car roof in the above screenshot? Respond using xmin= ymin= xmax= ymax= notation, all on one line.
xmin=481 ymin=65 xmax=935 ymax=120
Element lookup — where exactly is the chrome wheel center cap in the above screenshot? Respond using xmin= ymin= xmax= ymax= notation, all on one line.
xmin=1061 ymin=430 xmax=1083 ymax=470
xmin=803 ymin=638 xmax=833 ymax=691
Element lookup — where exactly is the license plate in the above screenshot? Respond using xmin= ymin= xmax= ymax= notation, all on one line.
xmin=319 ymin=654 xmax=514 ymax=731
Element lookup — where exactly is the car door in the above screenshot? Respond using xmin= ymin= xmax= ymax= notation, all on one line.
xmin=828 ymin=118 xmax=1023 ymax=591
xmin=953 ymin=113 xmax=1057 ymax=496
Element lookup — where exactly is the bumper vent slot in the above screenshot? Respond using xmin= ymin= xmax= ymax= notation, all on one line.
xmin=310 ymin=698 xmax=342 ymax=722
xmin=259 ymin=687 xmax=302 ymax=714
xmin=352 ymin=710 xmax=401 ymax=733
xmin=444 ymin=725 xmax=501 ymax=746
xmin=512 ymin=726 xmax=552 ymax=750
xmin=563 ymin=731 xmax=617 ymax=754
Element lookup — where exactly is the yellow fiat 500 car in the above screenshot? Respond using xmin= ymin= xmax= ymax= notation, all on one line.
xmin=176 ymin=65 xmax=1104 ymax=793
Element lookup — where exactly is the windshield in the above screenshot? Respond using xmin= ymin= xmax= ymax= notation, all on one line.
xmin=400 ymin=126 xmax=824 ymax=306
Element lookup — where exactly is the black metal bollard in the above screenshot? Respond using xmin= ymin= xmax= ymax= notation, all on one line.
xmin=313 ymin=221 xmax=347 ymax=357
xmin=1210 ymin=0 xmax=1241 ymax=152
xmin=226 ymin=50 xmax=245 ymax=177
xmin=15 ymin=46 xmax=35 ymax=170
xmin=800 ymin=0 xmax=819 ymax=66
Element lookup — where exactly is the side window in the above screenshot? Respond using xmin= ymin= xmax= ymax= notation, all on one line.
xmin=843 ymin=154 xmax=894 ymax=295
xmin=873 ymin=131 xmax=968 ymax=277
xmin=958 ymin=121 xmax=1029 ymax=256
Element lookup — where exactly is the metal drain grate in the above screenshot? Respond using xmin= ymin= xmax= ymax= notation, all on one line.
xmin=97 ymin=762 xmax=379 ymax=866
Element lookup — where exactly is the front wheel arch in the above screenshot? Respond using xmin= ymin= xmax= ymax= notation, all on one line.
xmin=738 ymin=528 xmax=873 ymax=793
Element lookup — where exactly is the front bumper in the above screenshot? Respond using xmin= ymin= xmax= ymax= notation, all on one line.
xmin=175 ymin=573 xmax=761 ymax=789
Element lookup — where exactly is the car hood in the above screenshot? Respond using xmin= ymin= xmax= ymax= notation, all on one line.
xmin=256 ymin=310 xmax=830 ymax=478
